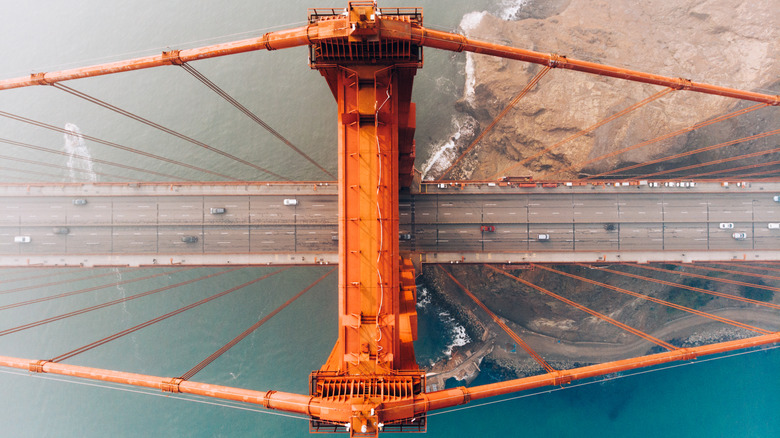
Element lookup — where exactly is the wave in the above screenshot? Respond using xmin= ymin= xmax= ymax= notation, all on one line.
xmin=63 ymin=123 xmax=97 ymax=182
xmin=420 ymin=114 xmax=478 ymax=180
xmin=438 ymin=311 xmax=471 ymax=356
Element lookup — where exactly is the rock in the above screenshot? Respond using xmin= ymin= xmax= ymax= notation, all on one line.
xmin=425 ymin=0 xmax=779 ymax=180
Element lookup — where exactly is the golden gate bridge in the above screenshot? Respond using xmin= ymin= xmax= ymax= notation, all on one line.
xmin=0 ymin=2 xmax=778 ymax=436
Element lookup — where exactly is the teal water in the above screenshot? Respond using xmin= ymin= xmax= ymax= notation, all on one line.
xmin=1 ymin=1 xmax=778 ymax=436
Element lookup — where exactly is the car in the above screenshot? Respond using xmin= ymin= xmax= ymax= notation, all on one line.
xmin=480 ymin=225 xmax=495 ymax=232
xmin=14 ymin=236 xmax=30 ymax=243
xmin=649 ymin=182 xmax=660 ymax=188
xmin=768 ymin=223 xmax=780 ymax=229
xmin=719 ymin=223 xmax=734 ymax=229
xmin=181 ymin=236 xmax=198 ymax=243
xmin=538 ymin=234 xmax=550 ymax=241
xmin=774 ymin=195 xmax=780 ymax=202
xmin=331 ymin=235 xmax=339 ymax=241
xmin=437 ymin=183 xmax=448 ymax=189
xmin=732 ymin=232 xmax=747 ymax=240
xmin=52 ymin=227 xmax=70 ymax=235
xmin=73 ymin=199 xmax=87 ymax=206
xmin=399 ymin=233 xmax=412 ymax=240
xmin=210 ymin=207 xmax=226 ymax=214
xmin=283 ymin=199 xmax=298 ymax=206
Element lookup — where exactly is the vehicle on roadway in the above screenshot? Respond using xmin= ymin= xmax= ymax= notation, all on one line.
xmin=538 ymin=234 xmax=550 ymax=241
xmin=14 ymin=236 xmax=30 ymax=243
xmin=52 ymin=227 xmax=69 ymax=235
xmin=480 ymin=225 xmax=495 ymax=232
xmin=719 ymin=223 xmax=734 ymax=229
xmin=774 ymin=195 xmax=780 ymax=202
xmin=181 ymin=236 xmax=198 ymax=243
xmin=210 ymin=207 xmax=226 ymax=214
xmin=72 ymin=199 xmax=87 ymax=206
xmin=283 ymin=199 xmax=298 ymax=206
xmin=399 ymin=233 xmax=412 ymax=240
xmin=732 ymin=232 xmax=747 ymax=240
xmin=768 ymin=223 xmax=780 ymax=229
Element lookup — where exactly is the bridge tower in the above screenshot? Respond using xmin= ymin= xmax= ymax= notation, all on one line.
xmin=307 ymin=3 xmax=423 ymax=435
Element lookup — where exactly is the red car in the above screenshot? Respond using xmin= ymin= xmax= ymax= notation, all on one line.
xmin=480 ymin=225 xmax=495 ymax=232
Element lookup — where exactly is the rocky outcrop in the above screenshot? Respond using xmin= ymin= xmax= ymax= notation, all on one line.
xmin=423 ymin=0 xmax=779 ymax=180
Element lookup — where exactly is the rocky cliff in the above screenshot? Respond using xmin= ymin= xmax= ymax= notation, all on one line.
xmin=422 ymin=0 xmax=779 ymax=180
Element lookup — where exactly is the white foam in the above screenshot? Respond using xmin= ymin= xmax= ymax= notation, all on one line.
xmin=63 ymin=123 xmax=97 ymax=182
xmin=498 ymin=0 xmax=529 ymax=20
xmin=420 ymin=115 xmax=477 ymax=180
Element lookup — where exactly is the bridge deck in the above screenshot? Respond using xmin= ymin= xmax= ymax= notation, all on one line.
xmin=1 ymin=181 xmax=779 ymax=266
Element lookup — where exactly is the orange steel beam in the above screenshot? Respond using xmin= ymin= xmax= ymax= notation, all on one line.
xmin=0 ymin=355 xmax=326 ymax=417
xmin=407 ymin=332 xmax=780 ymax=414
xmin=409 ymin=28 xmax=780 ymax=106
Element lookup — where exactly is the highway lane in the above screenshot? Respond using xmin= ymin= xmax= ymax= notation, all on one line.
xmin=1 ymin=190 xmax=778 ymax=257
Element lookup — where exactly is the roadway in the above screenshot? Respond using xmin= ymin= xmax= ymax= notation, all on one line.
xmin=0 ymin=182 xmax=779 ymax=265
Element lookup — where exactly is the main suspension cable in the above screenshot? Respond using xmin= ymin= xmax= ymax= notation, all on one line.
xmin=488 ymin=87 xmax=674 ymax=180
xmin=0 ymin=110 xmax=237 ymax=181
xmin=627 ymin=264 xmax=780 ymax=294
xmin=0 ymin=153 xmax=124 ymax=182
xmin=52 ymin=83 xmax=290 ymax=181
xmin=179 ymin=63 xmax=334 ymax=180
xmin=179 ymin=266 xmax=334 ymax=381
xmin=0 ymin=268 xmax=141 ymax=296
xmin=438 ymin=66 xmax=552 ymax=180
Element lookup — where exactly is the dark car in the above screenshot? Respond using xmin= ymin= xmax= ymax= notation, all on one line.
xmin=53 ymin=227 xmax=70 ymax=235
xmin=181 ymin=236 xmax=199 ymax=243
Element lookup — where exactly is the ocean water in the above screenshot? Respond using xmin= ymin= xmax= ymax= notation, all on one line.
xmin=0 ymin=0 xmax=778 ymax=437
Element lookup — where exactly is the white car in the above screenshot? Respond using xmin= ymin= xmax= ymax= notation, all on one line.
xmin=732 ymin=232 xmax=747 ymax=240
xmin=283 ymin=199 xmax=298 ymax=206
xmin=537 ymin=234 xmax=550 ymax=241
xmin=719 ymin=223 xmax=734 ymax=229
xmin=14 ymin=236 xmax=30 ymax=243
xmin=774 ymin=195 xmax=780 ymax=202
xmin=768 ymin=223 xmax=780 ymax=229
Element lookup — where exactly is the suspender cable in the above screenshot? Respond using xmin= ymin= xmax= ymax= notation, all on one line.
xmin=437 ymin=66 xmax=552 ymax=181
xmin=585 ymin=128 xmax=780 ymax=179
xmin=488 ymin=88 xmax=674 ymax=180
xmin=0 ymin=154 xmax=125 ymax=182
xmin=575 ymin=264 xmax=780 ymax=311
xmin=0 ymin=138 xmax=192 ymax=181
xmin=0 ymin=268 xmax=93 ymax=286
xmin=439 ymin=265 xmax=556 ymax=374
xmin=0 ymin=267 xmax=240 ymax=338
xmin=52 ymin=83 xmax=290 ymax=181
xmin=49 ymin=267 xmax=289 ymax=363
xmin=664 ymin=263 xmax=780 ymax=284
xmin=630 ymin=143 xmax=780 ymax=180
xmin=534 ymin=264 xmax=773 ymax=335
xmin=486 ymin=265 xmax=678 ymax=350
xmin=179 ymin=267 xmax=334 ymax=381
xmin=684 ymin=159 xmax=780 ymax=179
xmin=0 ymin=268 xmax=141 ymax=296
xmin=627 ymin=264 xmax=780 ymax=294
xmin=0 ymin=268 xmax=188 ymax=311
xmin=179 ymin=63 xmax=334 ymax=180
xmin=0 ymin=111 xmax=237 ymax=181
xmin=549 ymin=103 xmax=767 ymax=179
xmin=0 ymin=165 xmax=74 ymax=182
